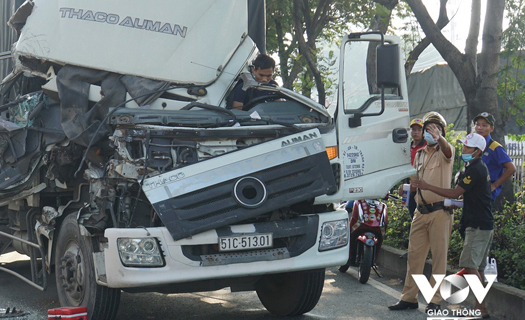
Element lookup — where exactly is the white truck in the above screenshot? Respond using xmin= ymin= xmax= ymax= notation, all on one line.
xmin=0 ymin=1 xmax=414 ymax=319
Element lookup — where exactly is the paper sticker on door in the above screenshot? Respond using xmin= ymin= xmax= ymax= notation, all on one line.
xmin=342 ymin=145 xmax=365 ymax=179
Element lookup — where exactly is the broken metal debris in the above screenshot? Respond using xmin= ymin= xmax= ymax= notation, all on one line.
xmin=0 ymin=307 xmax=29 ymax=318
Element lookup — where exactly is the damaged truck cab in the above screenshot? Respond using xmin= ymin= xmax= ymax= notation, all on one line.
xmin=0 ymin=1 xmax=414 ymax=319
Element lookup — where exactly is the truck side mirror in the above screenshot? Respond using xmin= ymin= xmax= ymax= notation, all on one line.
xmin=376 ymin=44 xmax=400 ymax=88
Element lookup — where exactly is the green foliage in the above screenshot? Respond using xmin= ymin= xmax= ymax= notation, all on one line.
xmin=386 ymin=187 xmax=525 ymax=290
xmin=490 ymin=192 xmax=525 ymax=290
xmin=383 ymin=196 xmax=411 ymax=249
xmin=508 ymin=133 xmax=525 ymax=142
xmin=445 ymin=124 xmax=465 ymax=183
xmin=447 ymin=215 xmax=464 ymax=268
xmin=498 ymin=0 xmax=525 ymax=127
xmin=390 ymin=2 xmax=422 ymax=58
xmin=266 ymin=0 xmax=377 ymax=100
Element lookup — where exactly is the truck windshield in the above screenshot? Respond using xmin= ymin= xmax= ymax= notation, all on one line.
xmin=342 ymin=40 xmax=400 ymax=112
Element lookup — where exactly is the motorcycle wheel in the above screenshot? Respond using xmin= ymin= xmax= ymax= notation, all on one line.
xmin=55 ymin=214 xmax=121 ymax=320
xmin=358 ymin=245 xmax=373 ymax=284
xmin=255 ymin=269 xmax=325 ymax=316
xmin=338 ymin=264 xmax=349 ymax=273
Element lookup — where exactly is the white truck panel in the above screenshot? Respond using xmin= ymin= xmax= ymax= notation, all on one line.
xmin=17 ymin=0 xmax=247 ymax=84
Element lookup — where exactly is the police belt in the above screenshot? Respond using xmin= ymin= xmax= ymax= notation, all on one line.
xmin=417 ymin=201 xmax=445 ymax=214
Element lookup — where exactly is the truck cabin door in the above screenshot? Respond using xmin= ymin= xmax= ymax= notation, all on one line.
xmin=337 ymin=33 xmax=413 ymax=200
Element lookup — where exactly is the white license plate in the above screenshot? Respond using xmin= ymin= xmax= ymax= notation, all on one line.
xmin=218 ymin=233 xmax=273 ymax=252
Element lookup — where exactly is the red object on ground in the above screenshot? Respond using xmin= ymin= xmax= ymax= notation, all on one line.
xmin=455 ymin=268 xmax=468 ymax=277
xmin=48 ymin=307 xmax=87 ymax=320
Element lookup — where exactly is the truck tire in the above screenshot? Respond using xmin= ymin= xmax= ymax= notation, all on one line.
xmin=55 ymin=214 xmax=121 ymax=320
xmin=255 ymin=269 xmax=325 ymax=316
xmin=358 ymin=245 xmax=373 ymax=284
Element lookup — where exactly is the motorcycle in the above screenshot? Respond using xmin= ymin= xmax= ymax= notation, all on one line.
xmin=338 ymin=195 xmax=394 ymax=284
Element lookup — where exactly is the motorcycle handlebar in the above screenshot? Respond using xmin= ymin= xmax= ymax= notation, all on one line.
xmin=388 ymin=194 xmax=400 ymax=201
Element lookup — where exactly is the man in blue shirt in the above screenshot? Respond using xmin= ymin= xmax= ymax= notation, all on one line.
xmin=473 ymin=112 xmax=516 ymax=202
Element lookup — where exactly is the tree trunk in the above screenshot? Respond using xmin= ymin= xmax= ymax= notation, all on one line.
xmin=475 ymin=0 xmax=511 ymax=208
xmin=292 ymin=0 xmax=329 ymax=106
xmin=406 ymin=0 xmax=513 ymax=207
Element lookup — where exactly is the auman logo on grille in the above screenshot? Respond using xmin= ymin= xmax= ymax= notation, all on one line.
xmin=413 ymin=274 xmax=497 ymax=320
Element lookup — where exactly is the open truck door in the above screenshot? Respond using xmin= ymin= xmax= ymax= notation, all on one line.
xmin=337 ymin=32 xmax=414 ymax=199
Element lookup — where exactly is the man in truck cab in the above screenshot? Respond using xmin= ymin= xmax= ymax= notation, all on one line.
xmin=230 ymin=54 xmax=278 ymax=110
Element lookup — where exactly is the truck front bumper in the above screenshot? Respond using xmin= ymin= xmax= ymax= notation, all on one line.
xmin=100 ymin=210 xmax=349 ymax=288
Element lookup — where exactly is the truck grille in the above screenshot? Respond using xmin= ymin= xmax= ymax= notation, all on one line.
xmin=142 ymin=129 xmax=336 ymax=241
xmin=153 ymin=152 xmax=335 ymax=240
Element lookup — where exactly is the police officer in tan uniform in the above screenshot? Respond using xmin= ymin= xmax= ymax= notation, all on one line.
xmin=389 ymin=112 xmax=454 ymax=313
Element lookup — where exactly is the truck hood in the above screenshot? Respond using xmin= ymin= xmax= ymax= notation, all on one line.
xmin=14 ymin=0 xmax=247 ymax=85
xmin=238 ymin=74 xmax=331 ymax=118
xmin=267 ymin=86 xmax=331 ymax=118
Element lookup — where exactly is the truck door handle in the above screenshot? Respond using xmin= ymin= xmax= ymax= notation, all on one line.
xmin=392 ymin=128 xmax=408 ymax=143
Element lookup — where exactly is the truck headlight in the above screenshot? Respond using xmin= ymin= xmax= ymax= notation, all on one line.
xmin=117 ymin=238 xmax=165 ymax=267
xmin=318 ymin=219 xmax=349 ymax=251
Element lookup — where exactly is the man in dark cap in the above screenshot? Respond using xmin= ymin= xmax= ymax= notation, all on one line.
xmin=473 ymin=112 xmax=516 ymax=203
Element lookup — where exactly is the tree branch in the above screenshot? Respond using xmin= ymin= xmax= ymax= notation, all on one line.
xmin=404 ymin=0 xmax=449 ymax=75
xmin=464 ymin=0 xmax=481 ymax=74
xmin=292 ymin=0 xmax=326 ymax=105
xmin=405 ymin=0 xmax=476 ymax=95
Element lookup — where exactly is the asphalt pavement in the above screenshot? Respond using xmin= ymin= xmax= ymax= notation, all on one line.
xmin=0 ymin=251 xmax=461 ymax=320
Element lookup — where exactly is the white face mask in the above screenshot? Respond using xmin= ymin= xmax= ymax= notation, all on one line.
xmin=424 ymin=131 xmax=437 ymax=144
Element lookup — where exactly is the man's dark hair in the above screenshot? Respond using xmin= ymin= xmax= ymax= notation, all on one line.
xmin=252 ymin=54 xmax=275 ymax=70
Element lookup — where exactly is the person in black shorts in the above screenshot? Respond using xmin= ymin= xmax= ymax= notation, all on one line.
xmin=412 ymin=132 xmax=493 ymax=318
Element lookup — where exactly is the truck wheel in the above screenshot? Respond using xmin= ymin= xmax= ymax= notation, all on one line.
xmin=255 ymin=269 xmax=325 ymax=316
xmin=55 ymin=214 xmax=121 ymax=320
xmin=358 ymin=245 xmax=373 ymax=284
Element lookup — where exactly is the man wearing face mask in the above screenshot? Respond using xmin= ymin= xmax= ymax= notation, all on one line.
xmin=389 ymin=111 xmax=454 ymax=313
xmin=412 ymin=132 xmax=493 ymax=318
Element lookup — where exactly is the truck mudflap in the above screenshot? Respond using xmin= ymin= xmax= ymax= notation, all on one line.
xmin=142 ymin=129 xmax=336 ymax=241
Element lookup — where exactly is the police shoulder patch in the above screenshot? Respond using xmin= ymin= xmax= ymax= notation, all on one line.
xmin=463 ymin=176 xmax=472 ymax=184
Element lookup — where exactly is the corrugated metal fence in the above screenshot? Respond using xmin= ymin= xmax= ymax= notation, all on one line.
xmin=508 ymin=141 xmax=525 ymax=193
